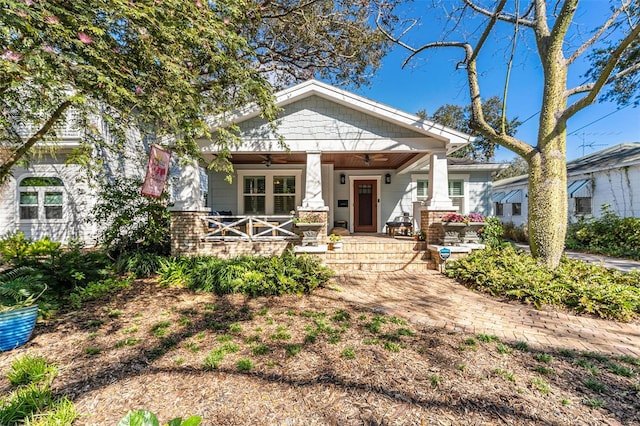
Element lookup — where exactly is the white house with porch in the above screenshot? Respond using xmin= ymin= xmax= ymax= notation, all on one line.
xmin=1 ymin=80 xmax=503 ymax=264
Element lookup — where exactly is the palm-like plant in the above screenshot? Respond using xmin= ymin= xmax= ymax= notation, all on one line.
xmin=0 ymin=267 xmax=47 ymax=312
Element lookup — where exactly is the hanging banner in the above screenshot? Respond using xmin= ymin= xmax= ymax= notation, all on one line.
xmin=141 ymin=145 xmax=171 ymax=197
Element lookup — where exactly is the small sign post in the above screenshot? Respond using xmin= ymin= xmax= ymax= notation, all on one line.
xmin=439 ymin=247 xmax=451 ymax=273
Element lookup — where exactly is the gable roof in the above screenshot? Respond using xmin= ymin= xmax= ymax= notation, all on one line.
xmin=494 ymin=142 xmax=640 ymax=187
xmin=211 ymin=79 xmax=474 ymax=151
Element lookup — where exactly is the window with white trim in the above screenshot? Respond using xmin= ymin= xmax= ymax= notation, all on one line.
xmin=448 ymin=180 xmax=465 ymax=213
xmin=512 ymin=202 xmax=522 ymax=216
xmin=495 ymin=202 xmax=504 ymax=216
xmin=416 ymin=179 xmax=428 ymax=200
xmin=238 ymin=171 xmax=301 ymax=215
xmin=19 ymin=177 xmax=64 ymax=220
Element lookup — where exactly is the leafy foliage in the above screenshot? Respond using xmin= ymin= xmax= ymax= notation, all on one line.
xmin=118 ymin=409 xmax=201 ymax=426
xmin=418 ymin=96 xmax=521 ymax=161
xmin=159 ymin=252 xmax=333 ymax=296
xmin=92 ymin=176 xmax=171 ymax=256
xmin=0 ymin=267 xmax=47 ymax=311
xmin=566 ymin=205 xmax=640 ymax=260
xmin=446 ymin=245 xmax=640 ymax=321
xmin=479 ymin=217 xmax=505 ymax=248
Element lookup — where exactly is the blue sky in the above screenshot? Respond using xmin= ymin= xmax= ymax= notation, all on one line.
xmin=353 ymin=0 xmax=640 ymax=163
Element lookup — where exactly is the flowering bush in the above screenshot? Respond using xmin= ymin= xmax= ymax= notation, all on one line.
xmin=441 ymin=213 xmax=486 ymax=223
xmin=294 ymin=212 xmax=326 ymax=223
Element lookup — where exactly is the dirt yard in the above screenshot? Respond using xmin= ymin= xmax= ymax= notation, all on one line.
xmin=1 ymin=278 xmax=638 ymax=425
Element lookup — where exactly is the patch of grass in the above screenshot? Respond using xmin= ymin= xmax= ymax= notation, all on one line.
xmin=106 ymin=308 xmax=123 ymax=318
xmin=606 ymin=362 xmax=634 ymax=377
xmin=357 ymin=314 xmax=367 ymax=321
xmin=383 ymin=341 xmax=402 ymax=352
xmin=216 ymin=334 xmax=234 ymax=343
xmin=331 ymin=309 xmax=351 ymax=323
xmin=365 ymin=316 xmax=387 ymax=334
xmin=270 ymin=326 xmax=292 ymax=341
xmin=85 ymin=347 xmax=102 ymax=356
xmin=583 ymin=378 xmax=607 ymax=393
xmin=389 ymin=316 xmax=407 ymax=325
xmin=458 ymin=338 xmax=478 ymax=352
xmin=534 ymin=353 xmax=554 ymax=363
xmin=456 ymin=364 xmax=467 ymax=372
xmin=575 ymin=359 xmax=600 ymax=376
xmin=184 ymin=342 xmax=199 ymax=353
xmin=429 ymin=374 xmax=443 ymax=388
xmin=304 ymin=331 xmax=318 ymax=344
xmin=7 ymin=355 xmax=57 ymax=387
xmin=30 ymin=396 xmax=78 ymax=425
xmin=115 ymin=338 xmax=139 ymax=348
xmin=252 ymin=344 xmax=270 ymax=356
xmin=561 ymin=398 xmax=571 ymax=406
xmin=122 ymin=326 xmax=139 ymax=334
xmin=174 ymin=357 xmax=185 ymax=365
xmin=618 ymin=355 xmax=640 ymax=366
xmin=496 ymin=343 xmax=512 ymax=355
xmin=286 ymin=344 xmax=302 ymax=357
xmin=258 ymin=307 xmax=269 ymax=316
xmin=0 ymin=383 xmax=54 ymax=425
xmin=362 ymin=337 xmax=379 ymax=345
xmin=195 ymin=332 xmax=206 ymax=340
xmin=558 ymin=348 xmax=576 ymax=358
xmin=584 ymin=398 xmax=606 ymax=409
xmin=220 ymin=343 xmax=239 ymax=353
xmin=150 ymin=321 xmax=172 ymax=337
xmin=228 ymin=322 xmax=242 ymax=333
xmin=237 ymin=359 xmax=254 ymax=371
xmin=477 ymin=334 xmax=499 ymax=343
xmin=86 ymin=319 xmax=104 ymax=328
xmin=178 ymin=317 xmax=192 ymax=327
xmin=341 ymin=347 xmax=356 ymax=359
xmin=531 ymin=377 xmax=550 ymax=395
xmin=581 ymin=352 xmax=609 ymax=362
xmin=244 ymin=335 xmax=261 ymax=344
xmin=202 ymin=344 xmax=239 ymax=370
xmin=87 ymin=331 xmax=99 ymax=340
xmin=327 ymin=334 xmax=341 ymax=344
xmin=513 ymin=341 xmax=529 ymax=352
xmin=285 ymin=309 xmax=296 ymax=316
xmin=534 ymin=366 xmax=555 ymax=376
xmin=493 ymin=368 xmax=515 ymax=382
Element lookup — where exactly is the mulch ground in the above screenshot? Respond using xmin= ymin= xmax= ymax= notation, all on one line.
xmin=1 ymin=278 xmax=639 ymax=425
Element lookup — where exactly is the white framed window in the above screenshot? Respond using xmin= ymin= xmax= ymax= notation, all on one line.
xmin=412 ymin=174 xmax=468 ymax=213
xmin=237 ymin=170 xmax=301 ymax=215
xmin=495 ymin=202 xmax=504 ymax=216
xmin=416 ymin=179 xmax=428 ymax=200
xmin=512 ymin=202 xmax=522 ymax=216
xmin=18 ymin=176 xmax=65 ymax=221
xmin=448 ymin=179 xmax=465 ymax=213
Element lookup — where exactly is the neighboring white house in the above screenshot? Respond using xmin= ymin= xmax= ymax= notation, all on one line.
xmin=493 ymin=143 xmax=640 ymax=227
xmin=1 ymin=80 xmax=504 ymax=247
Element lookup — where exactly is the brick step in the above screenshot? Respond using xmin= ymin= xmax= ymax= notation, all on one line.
xmin=325 ymin=259 xmax=437 ymax=272
xmin=336 ymin=241 xmax=427 ymax=251
xmin=325 ymin=251 xmax=431 ymax=261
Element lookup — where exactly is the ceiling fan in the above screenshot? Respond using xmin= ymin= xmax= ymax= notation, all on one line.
xmin=355 ymin=153 xmax=389 ymax=166
xmin=260 ymin=154 xmax=287 ymax=167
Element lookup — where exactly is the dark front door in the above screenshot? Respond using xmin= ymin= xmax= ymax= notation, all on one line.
xmin=354 ymin=180 xmax=377 ymax=232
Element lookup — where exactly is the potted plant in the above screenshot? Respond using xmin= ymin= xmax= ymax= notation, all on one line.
xmin=441 ymin=213 xmax=486 ymax=245
xmin=328 ymin=233 xmax=343 ymax=250
xmin=0 ymin=267 xmax=47 ymax=352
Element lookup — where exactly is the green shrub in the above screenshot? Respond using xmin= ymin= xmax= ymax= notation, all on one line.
xmin=479 ymin=217 xmax=505 ymax=248
xmin=118 ymin=410 xmax=201 ymax=426
xmin=115 ymin=252 xmax=165 ymax=278
xmin=566 ymin=205 xmax=640 ymax=260
xmin=68 ymin=276 xmax=134 ymax=309
xmin=6 ymin=355 xmax=57 ymax=387
xmin=91 ymin=176 xmax=171 ymax=256
xmin=446 ymin=245 xmax=640 ymax=321
xmin=158 ymin=251 xmax=333 ymax=296
xmin=0 ymin=267 xmax=48 ymax=311
xmin=502 ymin=222 xmax=529 ymax=243
xmin=0 ymin=232 xmax=61 ymax=267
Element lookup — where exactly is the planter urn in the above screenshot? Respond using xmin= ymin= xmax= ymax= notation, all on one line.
xmin=0 ymin=305 xmax=38 ymax=352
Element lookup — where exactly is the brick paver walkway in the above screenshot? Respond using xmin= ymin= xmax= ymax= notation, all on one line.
xmin=329 ymin=270 xmax=640 ymax=357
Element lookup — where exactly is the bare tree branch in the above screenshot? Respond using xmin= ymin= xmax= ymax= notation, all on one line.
xmin=469 ymin=0 xmax=508 ymax=64
xmin=463 ymin=0 xmax=535 ymax=27
xmin=566 ymin=0 xmax=629 ymax=65
xmin=562 ymin=21 xmax=640 ymax=120
xmin=0 ymin=100 xmax=73 ymax=179
xmin=565 ymin=61 xmax=640 ymax=97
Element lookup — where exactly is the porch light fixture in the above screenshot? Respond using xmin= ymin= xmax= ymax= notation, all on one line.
xmin=340 ymin=173 xmax=346 ymax=184
xmin=385 ymin=173 xmax=391 ymax=184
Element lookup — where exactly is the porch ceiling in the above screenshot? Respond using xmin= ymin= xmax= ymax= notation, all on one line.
xmin=228 ymin=152 xmax=422 ymax=170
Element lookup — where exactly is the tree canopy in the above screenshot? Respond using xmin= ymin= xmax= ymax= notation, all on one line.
xmin=1 ymin=0 xmax=392 ymax=184
xmin=418 ymin=96 xmax=522 ymax=162
xmin=377 ymin=0 xmax=639 ymax=268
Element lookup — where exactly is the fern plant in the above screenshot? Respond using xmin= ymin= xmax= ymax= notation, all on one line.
xmin=0 ymin=267 xmax=47 ymax=312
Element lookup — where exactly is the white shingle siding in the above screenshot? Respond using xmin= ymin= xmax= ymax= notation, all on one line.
xmin=237 ymin=96 xmax=426 ymax=143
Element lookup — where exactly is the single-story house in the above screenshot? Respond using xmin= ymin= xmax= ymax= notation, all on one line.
xmin=1 ymin=80 xmax=505 ymax=255
xmin=492 ymin=143 xmax=640 ymax=227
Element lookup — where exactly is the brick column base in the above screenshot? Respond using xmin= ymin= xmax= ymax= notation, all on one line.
xmin=420 ymin=208 xmax=457 ymax=245
xmin=296 ymin=208 xmax=328 ymax=245
xmin=170 ymin=211 xmax=207 ymax=256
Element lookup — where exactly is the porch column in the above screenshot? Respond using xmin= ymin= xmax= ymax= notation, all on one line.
xmin=169 ymin=159 xmax=207 ymax=256
xmin=424 ymin=150 xmax=455 ymax=210
xmin=302 ymin=150 xmax=326 ymax=209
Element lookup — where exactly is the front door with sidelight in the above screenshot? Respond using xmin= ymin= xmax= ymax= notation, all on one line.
xmin=353 ymin=180 xmax=377 ymax=232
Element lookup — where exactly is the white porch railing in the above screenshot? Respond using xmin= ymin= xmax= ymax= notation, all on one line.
xmin=201 ymin=215 xmax=298 ymax=241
